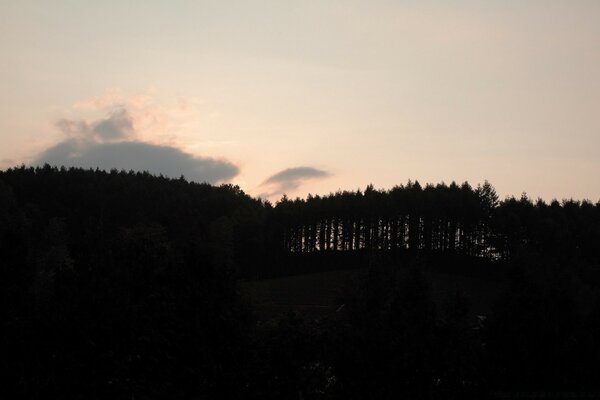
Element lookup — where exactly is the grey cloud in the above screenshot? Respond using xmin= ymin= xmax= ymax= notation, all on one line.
xmin=35 ymin=139 xmax=85 ymax=166
xmin=56 ymin=108 xmax=134 ymax=141
xmin=266 ymin=166 xmax=329 ymax=185
xmin=35 ymin=140 xmax=239 ymax=184
xmin=92 ymin=109 xmax=134 ymax=140
xmin=56 ymin=119 xmax=89 ymax=137
xmin=262 ymin=166 xmax=330 ymax=197
xmin=36 ymin=108 xmax=239 ymax=184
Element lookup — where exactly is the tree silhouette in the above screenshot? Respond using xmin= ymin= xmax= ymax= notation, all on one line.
xmin=1 ymin=165 xmax=600 ymax=397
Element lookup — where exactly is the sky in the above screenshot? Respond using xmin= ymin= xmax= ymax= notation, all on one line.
xmin=1 ymin=0 xmax=599 ymax=201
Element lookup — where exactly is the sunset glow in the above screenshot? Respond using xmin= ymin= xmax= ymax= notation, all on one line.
xmin=1 ymin=1 xmax=599 ymax=201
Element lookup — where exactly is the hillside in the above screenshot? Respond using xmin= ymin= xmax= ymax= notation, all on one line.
xmin=242 ymin=266 xmax=503 ymax=321
xmin=2 ymin=166 xmax=600 ymax=398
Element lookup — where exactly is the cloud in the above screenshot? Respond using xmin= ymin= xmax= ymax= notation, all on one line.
xmin=36 ymin=140 xmax=238 ymax=184
xmin=73 ymin=88 xmax=124 ymax=110
xmin=35 ymin=108 xmax=239 ymax=184
xmin=91 ymin=109 xmax=135 ymax=141
xmin=260 ymin=166 xmax=330 ymax=198
xmin=56 ymin=108 xmax=135 ymax=142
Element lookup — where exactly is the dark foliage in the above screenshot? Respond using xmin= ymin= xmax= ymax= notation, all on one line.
xmin=1 ymin=166 xmax=262 ymax=398
xmin=1 ymin=166 xmax=600 ymax=398
xmin=273 ymin=181 xmax=600 ymax=266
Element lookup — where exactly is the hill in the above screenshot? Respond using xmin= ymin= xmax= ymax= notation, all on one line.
xmin=242 ymin=262 xmax=503 ymax=322
xmin=2 ymin=166 xmax=600 ymax=398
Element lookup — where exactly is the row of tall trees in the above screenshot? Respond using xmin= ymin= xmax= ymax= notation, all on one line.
xmin=274 ymin=181 xmax=502 ymax=259
xmin=2 ymin=166 xmax=599 ymax=276
xmin=272 ymin=181 xmax=600 ymax=264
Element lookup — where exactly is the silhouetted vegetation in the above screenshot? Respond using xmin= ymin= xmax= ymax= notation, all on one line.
xmin=273 ymin=181 xmax=600 ymax=264
xmin=1 ymin=165 xmax=600 ymax=398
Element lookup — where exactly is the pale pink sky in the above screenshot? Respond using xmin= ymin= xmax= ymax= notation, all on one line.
xmin=1 ymin=1 xmax=599 ymax=201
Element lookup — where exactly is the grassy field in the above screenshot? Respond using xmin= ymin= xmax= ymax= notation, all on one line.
xmin=240 ymin=265 xmax=503 ymax=322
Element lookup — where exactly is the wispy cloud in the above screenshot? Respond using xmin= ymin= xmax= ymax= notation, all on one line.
xmin=56 ymin=108 xmax=135 ymax=142
xmin=34 ymin=104 xmax=239 ymax=184
xmin=70 ymin=89 xmax=220 ymax=152
xmin=260 ymin=166 xmax=330 ymax=199
xmin=73 ymin=87 xmax=154 ymax=111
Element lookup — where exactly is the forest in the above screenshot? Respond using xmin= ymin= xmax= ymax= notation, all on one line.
xmin=2 ymin=165 xmax=600 ymax=398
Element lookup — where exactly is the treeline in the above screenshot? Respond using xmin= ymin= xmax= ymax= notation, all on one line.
xmin=0 ymin=165 xmax=270 ymax=275
xmin=2 ymin=165 xmax=600 ymax=278
xmin=273 ymin=181 xmax=600 ymax=265
xmin=275 ymin=182 xmax=501 ymax=258
xmin=2 ymin=166 xmax=600 ymax=397
xmin=0 ymin=165 xmax=268 ymax=397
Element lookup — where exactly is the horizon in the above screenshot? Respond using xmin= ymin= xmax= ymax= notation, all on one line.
xmin=3 ymin=163 xmax=599 ymax=204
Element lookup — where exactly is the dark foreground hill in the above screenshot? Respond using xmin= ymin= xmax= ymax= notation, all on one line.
xmin=2 ymin=166 xmax=600 ymax=398
xmin=242 ymin=264 xmax=502 ymax=322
